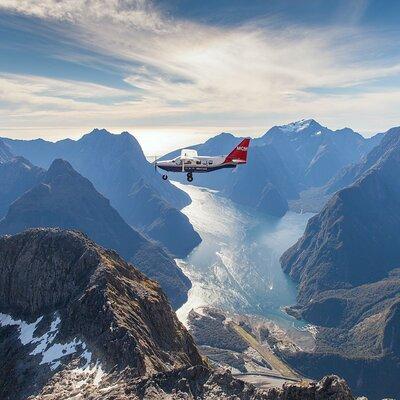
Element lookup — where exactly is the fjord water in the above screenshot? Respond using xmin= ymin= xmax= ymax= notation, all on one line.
xmin=174 ymin=182 xmax=312 ymax=328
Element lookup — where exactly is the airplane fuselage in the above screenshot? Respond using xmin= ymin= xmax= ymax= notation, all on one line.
xmin=155 ymin=138 xmax=250 ymax=181
xmin=156 ymin=155 xmax=238 ymax=173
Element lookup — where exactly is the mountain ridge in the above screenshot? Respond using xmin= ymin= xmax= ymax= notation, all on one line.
xmin=279 ymin=126 xmax=400 ymax=398
xmin=0 ymin=158 xmax=191 ymax=309
xmin=161 ymin=119 xmax=382 ymax=217
xmin=1 ymin=129 xmax=201 ymax=258
xmin=0 ymin=228 xmax=202 ymax=399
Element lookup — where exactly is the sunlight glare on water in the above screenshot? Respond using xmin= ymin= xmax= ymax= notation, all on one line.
xmin=173 ymin=182 xmax=313 ymax=328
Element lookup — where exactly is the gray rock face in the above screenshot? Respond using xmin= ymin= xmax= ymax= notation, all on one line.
xmin=129 ymin=369 xmax=354 ymax=400
xmin=0 ymin=228 xmax=202 ymax=400
xmin=0 ymin=159 xmax=191 ymax=309
xmin=0 ymin=229 xmax=356 ymax=400
xmin=2 ymin=129 xmax=200 ymax=257
xmin=280 ymin=127 xmax=400 ymax=398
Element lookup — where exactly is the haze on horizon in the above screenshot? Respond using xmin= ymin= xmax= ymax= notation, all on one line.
xmin=1 ymin=0 xmax=400 ymax=154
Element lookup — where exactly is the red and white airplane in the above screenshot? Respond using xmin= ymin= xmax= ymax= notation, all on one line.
xmin=156 ymin=138 xmax=250 ymax=182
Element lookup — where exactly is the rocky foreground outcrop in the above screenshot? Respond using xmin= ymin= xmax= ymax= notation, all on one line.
xmin=0 ymin=228 xmax=201 ymax=399
xmin=0 ymin=228 xmax=356 ymax=399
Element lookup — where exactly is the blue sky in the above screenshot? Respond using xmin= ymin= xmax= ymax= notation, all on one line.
xmin=1 ymin=0 xmax=400 ymax=153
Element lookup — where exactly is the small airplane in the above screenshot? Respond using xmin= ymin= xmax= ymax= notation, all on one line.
xmin=155 ymin=138 xmax=250 ymax=182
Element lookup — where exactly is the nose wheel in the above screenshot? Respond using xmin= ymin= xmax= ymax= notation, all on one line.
xmin=187 ymin=172 xmax=193 ymax=182
xmin=162 ymin=174 xmax=168 ymax=180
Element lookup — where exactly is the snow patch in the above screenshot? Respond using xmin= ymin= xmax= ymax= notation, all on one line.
xmin=0 ymin=312 xmax=99 ymax=372
xmin=40 ymin=338 xmax=83 ymax=370
xmin=72 ymin=348 xmax=105 ymax=388
xmin=0 ymin=312 xmax=43 ymax=345
xmin=278 ymin=119 xmax=312 ymax=133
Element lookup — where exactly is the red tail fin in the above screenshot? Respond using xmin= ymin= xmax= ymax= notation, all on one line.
xmin=224 ymin=138 xmax=250 ymax=163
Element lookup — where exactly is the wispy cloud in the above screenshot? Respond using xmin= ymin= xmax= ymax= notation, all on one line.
xmin=1 ymin=0 xmax=400 ymax=140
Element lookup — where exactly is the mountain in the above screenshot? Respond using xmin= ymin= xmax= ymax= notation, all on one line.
xmin=162 ymin=133 xmax=297 ymax=218
xmin=325 ymin=130 xmax=393 ymax=194
xmin=162 ymin=120 xmax=382 ymax=218
xmin=0 ymin=139 xmax=13 ymax=163
xmin=281 ymin=126 xmax=400 ymax=303
xmin=260 ymin=119 xmax=381 ymax=188
xmin=0 ymin=228 xmax=201 ymax=399
xmin=0 ymin=228 xmax=355 ymax=399
xmin=0 ymin=157 xmax=45 ymax=218
xmin=2 ymin=129 xmax=201 ymax=258
xmin=0 ymin=159 xmax=191 ymax=309
xmin=280 ymin=127 xmax=400 ymax=398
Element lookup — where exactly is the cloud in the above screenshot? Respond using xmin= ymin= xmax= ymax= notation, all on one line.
xmin=1 ymin=0 xmax=400 ymax=139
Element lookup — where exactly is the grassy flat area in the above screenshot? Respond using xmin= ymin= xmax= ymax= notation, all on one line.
xmin=228 ymin=321 xmax=300 ymax=380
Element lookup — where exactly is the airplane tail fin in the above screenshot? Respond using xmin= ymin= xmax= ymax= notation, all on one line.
xmin=224 ymin=138 xmax=250 ymax=164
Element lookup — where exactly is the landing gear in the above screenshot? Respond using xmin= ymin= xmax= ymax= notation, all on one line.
xmin=186 ymin=172 xmax=193 ymax=182
xmin=162 ymin=174 xmax=168 ymax=180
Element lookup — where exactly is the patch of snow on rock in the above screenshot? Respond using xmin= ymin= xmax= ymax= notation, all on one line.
xmin=0 ymin=312 xmax=43 ymax=345
xmin=279 ymin=119 xmax=312 ymax=133
xmin=72 ymin=347 xmax=105 ymax=388
xmin=0 ymin=312 xmax=97 ymax=372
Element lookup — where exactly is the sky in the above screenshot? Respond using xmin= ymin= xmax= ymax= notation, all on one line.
xmin=1 ymin=0 xmax=400 ymax=154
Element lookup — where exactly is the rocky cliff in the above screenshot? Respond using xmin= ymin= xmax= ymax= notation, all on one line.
xmin=0 ymin=159 xmax=191 ymax=309
xmin=0 ymin=228 xmax=201 ymax=399
xmin=280 ymin=127 xmax=400 ymax=398
xmin=2 ymin=129 xmax=201 ymax=257
xmin=0 ymin=228 xmax=356 ymax=400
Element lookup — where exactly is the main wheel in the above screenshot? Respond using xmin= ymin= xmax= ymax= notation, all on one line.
xmin=162 ymin=174 xmax=168 ymax=180
xmin=187 ymin=172 xmax=193 ymax=182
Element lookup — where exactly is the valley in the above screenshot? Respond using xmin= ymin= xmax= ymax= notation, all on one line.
xmin=173 ymin=182 xmax=316 ymax=387
xmin=175 ymin=182 xmax=313 ymax=326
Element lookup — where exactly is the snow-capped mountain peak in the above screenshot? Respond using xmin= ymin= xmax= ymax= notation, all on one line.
xmin=277 ymin=118 xmax=321 ymax=133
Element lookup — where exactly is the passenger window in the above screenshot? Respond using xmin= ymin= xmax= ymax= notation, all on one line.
xmin=208 ymin=160 xmax=213 ymax=165
xmin=196 ymin=161 xmax=201 ymax=165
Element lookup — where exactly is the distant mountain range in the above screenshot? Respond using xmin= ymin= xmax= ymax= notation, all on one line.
xmin=280 ymin=126 xmax=400 ymax=398
xmin=2 ymin=129 xmax=201 ymax=258
xmin=163 ymin=119 xmax=382 ymax=217
xmin=0 ymin=159 xmax=191 ymax=309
